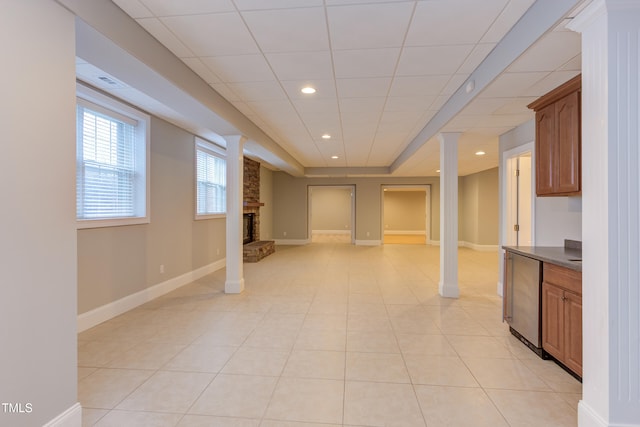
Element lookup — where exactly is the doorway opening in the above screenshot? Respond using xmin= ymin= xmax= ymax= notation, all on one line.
xmin=381 ymin=185 xmax=431 ymax=245
xmin=499 ymin=143 xmax=535 ymax=297
xmin=504 ymin=144 xmax=535 ymax=247
xmin=308 ymin=186 xmax=355 ymax=244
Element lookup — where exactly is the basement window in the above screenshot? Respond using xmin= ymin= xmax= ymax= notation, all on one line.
xmin=195 ymin=137 xmax=226 ymax=218
xmin=76 ymin=84 xmax=150 ymax=228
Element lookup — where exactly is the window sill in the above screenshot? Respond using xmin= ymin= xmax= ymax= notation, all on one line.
xmin=195 ymin=213 xmax=226 ymax=221
xmin=77 ymin=216 xmax=150 ymax=229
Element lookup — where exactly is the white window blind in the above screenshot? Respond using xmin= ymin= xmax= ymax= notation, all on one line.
xmin=196 ymin=141 xmax=226 ymax=216
xmin=75 ymin=85 xmax=149 ymax=228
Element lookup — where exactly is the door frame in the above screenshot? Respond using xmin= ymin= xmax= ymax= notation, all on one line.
xmin=380 ymin=185 xmax=431 ymax=245
xmin=499 ymin=142 xmax=536 ymax=296
xmin=308 ymin=185 xmax=356 ymax=244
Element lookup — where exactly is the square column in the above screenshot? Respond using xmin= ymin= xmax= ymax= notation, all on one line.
xmin=568 ymin=1 xmax=640 ymax=426
xmin=224 ymin=135 xmax=247 ymax=294
xmin=439 ymin=132 xmax=461 ymax=298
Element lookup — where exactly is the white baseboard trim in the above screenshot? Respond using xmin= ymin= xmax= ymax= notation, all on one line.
xmin=274 ymin=239 xmax=310 ymax=245
xmin=461 ymin=241 xmax=499 ymax=251
xmin=44 ymin=403 xmax=81 ymax=427
xmin=78 ymin=258 xmax=226 ymax=332
xmin=384 ymin=230 xmax=426 ymax=235
xmin=578 ymin=401 xmax=609 ymax=427
xmin=355 ymin=240 xmax=382 ymax=246
xmin=497 ymin=281 xmax=503 ymax=297
xmin=312 ymin=230 xmax=351 ymax=235
xmin=428 ymin=240 xmax=497 ymax=251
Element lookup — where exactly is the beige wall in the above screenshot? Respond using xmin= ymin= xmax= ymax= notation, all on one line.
xmin=272 ymin=171 xmax=499 ymax=245
xmin=383 ymin=191 xmax=427 ymax=232
xmin=1 ymin=2 xmax=78 ymax=425
xmin=272 ymin=173 xmax=440 ymax=242
xmin=78 ymin=116 xmax=226 ymax=314
xmin=459 ymin=168 xmax=500 ymax=246
xmin=311 ymin=187 xmax=353 ymax=231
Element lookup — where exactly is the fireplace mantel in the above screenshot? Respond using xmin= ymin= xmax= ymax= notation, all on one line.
xmin=243 ymin=201 xmax=264 ymax=208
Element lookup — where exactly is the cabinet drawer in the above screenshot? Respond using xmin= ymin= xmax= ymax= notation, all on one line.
xmin=543 ymin=263 xmax=582 ymax=295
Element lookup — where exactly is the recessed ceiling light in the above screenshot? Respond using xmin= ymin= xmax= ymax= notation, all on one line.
xmin=331 ymin=155 xmax=339 ymax=159
xmin=321 ymin=134 xmax=331 ymax=139
xmin=301 ymin=86 xmax=316 ymax=94
xmin=475 ymin=151 xmax=486 ymax=156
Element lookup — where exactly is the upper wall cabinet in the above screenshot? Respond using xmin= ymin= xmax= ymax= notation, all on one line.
xmin=528 ymin=75 xmax=581 ymax=197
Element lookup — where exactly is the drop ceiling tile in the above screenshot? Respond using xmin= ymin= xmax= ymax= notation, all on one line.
xmin=227 ymin=81 xmax=287 ymax=101
xmin=235 ymin=0 xmax=323 ymax=10
xmin=201 ymin=54 xmax=274 ymax=83
xmin=138 ymin=0 xmax=234 ymax=16
xmin=378 ymin=110 xmax=424 ymax=127
xmin=481 ymin=0 xmax=536 ymax=43
xmin=210 ymin=83 xmax=240 ymax=102
xmin=491 ymin=97 xmax=537 ymax=115
xmin=441 ymin=74 xmax=469 ymax=96
xmin=479 ymin=71 xmax=548 ymax=98
xmin=339 ymin=97 xmax=386 ymax=113
xmin=181 ymin=58 xmax=221 ymax=84
xmin=136 ymin=18 xmax=194 ymax=58
xmin=406 ymin=0 xmax=507 ymax=46
xmin=384 ymin=96 xmax=436 ymax=112
xmin=340 ymin=111 xmax=382 ymax=127
xmin=336 ymin=78 xmax=392 ymax=98
xmin=508 ymin=31 xmax=581 ymax=72
xmin=457 ymin=43 xmax=496 ymax=74
xmin=521 ymin=70 xmax=580 ymax=97
xmin=460 ymin=97 xmax=513 ymax=116
xmin=327 ymin=2 xmax=413 ymax=50
xmin=389 ymin=76 xmax=450 ymax=97
xmin=113 ymin=0 xmax=153 ymax=18
xmin=559 ymin=54 xmax=581 ymax=72
xmin=266 ymin=51 xmax=334 ymax=80
xmin=281 ymin=79 xmax=337 ymax=100
xmin=292 ymin=97 xmax=339 ymax=114
xmin=333 ymin=48 xmax=401 ymax=78
xmin=161 ymin=13 xmax=258 ymax=56
xmin=396 ymin=45 xmax=474 ymax=76
xmin=325 ymin=0 xmax=409 ymax=5
xmin=242 ymin=7 xmax=329 ymax=53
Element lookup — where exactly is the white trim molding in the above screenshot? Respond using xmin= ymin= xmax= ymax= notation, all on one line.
xmin=78 ymin=259 xmax=226 ymax=332
xmin=461 ymin=241 xmax=499 ymax=251
xmin=43 ymin=403 xmax=82 ymax=427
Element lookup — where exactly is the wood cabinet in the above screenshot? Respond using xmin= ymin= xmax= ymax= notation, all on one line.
xmin=528 ymin=75 xmax=581 ymax=197
xmin=541 ymin=263 xmax=582 ymax=377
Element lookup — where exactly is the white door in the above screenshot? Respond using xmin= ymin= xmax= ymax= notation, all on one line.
xmin=505 ymin=152 xmax=533 ymax=246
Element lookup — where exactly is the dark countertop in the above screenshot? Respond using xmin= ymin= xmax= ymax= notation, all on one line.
xmin=503 ymin=246 xmax=582 ymax=272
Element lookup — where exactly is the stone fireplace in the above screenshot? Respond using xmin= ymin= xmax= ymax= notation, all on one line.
xmin=242 ymin=157 xmax=274 ymax=262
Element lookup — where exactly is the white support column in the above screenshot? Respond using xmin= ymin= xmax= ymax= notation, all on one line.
xmin=569 ymin=2 xmax=640 ymax=426
xmin=224 ymin=135 xmax=247 ymax=294
xmin=439 ymin=132 xmax=460 ymax=298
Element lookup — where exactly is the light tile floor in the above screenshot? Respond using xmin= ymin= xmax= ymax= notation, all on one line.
xmin=79 ymin=243 xmax=581 ymax=427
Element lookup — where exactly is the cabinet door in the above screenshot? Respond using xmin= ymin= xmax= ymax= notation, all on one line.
xmin=564 ymin=291 xmax=583 ymax=376
xmin=542 ymin=282 xmax=564 ymax=360
xmin=555 ymin=91 xmax=581 ymax=194
xmin=535 ymin=104 xmax=556 ymax=196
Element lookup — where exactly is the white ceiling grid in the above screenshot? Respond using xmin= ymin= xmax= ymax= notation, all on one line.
xmin=111 ymin=0 xmax=582 ymax=176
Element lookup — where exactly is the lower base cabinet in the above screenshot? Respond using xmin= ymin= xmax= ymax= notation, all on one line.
xmin=541 ymin=263 xmax=582 ymax=377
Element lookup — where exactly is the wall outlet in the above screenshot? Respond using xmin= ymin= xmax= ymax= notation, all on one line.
xmin=366 ymin=231 xmax=370 ymax=237
xmin=216 ymin=248 xmax=220 ymax=255
xmin=159 ymin=264 xmax=165 ymax=274
xmin=283 ymin=231 xmax=287 ymax=237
